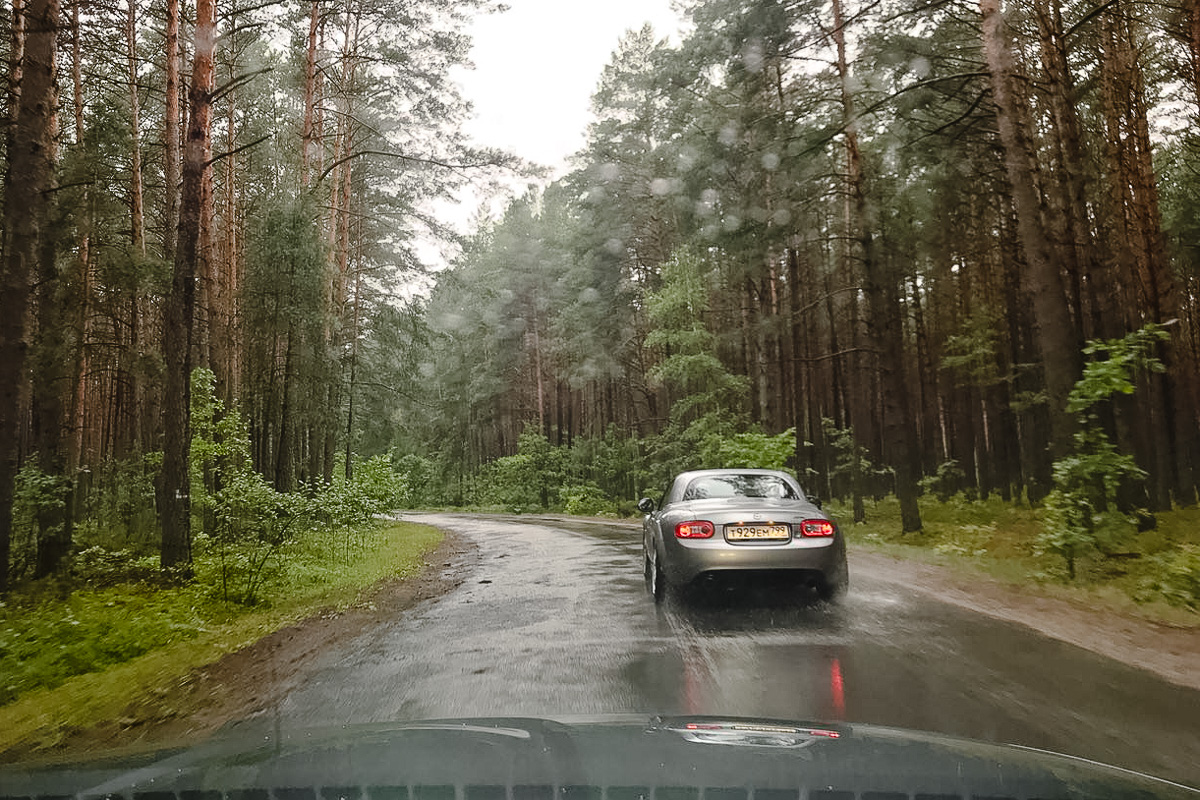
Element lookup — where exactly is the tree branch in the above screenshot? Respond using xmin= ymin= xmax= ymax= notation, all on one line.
xmin=205 ymin=134 xmax=271 ymax=168
xmin=212 ymin=67 xmax=273 ymax=104
xmin=316 ymin=149 xmax=507 ymax=183
xmin=1066 ymin=0 xmax=1122 ymax=38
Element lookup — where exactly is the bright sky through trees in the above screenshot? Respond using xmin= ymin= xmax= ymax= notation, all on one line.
xmin=420 ymin=0 xmax=682 ymax=273
xmin=457 ymin=0 xmax=682 ymax=171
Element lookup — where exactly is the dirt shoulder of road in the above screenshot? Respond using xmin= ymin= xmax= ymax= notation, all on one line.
xmin=850 ymin=549 xmax=1200 ymax=692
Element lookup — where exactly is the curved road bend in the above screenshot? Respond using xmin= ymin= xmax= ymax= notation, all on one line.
xmin=247 ymin=513 xmax=1200 ymax=786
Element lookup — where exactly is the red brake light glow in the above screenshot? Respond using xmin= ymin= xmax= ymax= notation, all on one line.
xmin=800 ymin=519 xmax=835 ymax=537
xmin=675 ymin=520 xmax=715 ymax=539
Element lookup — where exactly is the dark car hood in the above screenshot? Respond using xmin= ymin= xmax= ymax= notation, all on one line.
xmin=2 ymin=716 xmax=1196 ymax=799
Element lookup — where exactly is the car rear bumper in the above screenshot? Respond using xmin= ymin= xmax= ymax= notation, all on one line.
xmin=660 ymin=535 xmax=846 ymax=586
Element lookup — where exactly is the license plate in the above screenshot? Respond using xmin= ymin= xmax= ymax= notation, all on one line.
xmin=725 ymin=524 xmax=790 ymax=541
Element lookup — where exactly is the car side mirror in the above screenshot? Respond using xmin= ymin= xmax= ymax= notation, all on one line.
xmin=637 ymin=497 xmax=656 ymax=514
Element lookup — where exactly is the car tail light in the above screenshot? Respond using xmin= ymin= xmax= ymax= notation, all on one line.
xmin=675 ymin=520 xmax=715 ymax=539
xmin=800 ymin=519 xmax=835 ymax=537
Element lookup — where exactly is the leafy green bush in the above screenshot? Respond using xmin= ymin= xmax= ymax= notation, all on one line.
xmin=199 ymin=471 xmax=304 ymax=605
xmin=394 ymin=453 xmax=435 ymax=507
xmin=8 ymin=465 xmax=54 ymax=581
xmin=349 ymin=454 xmax=407 ymax=511
xmin=1139 ymin=545 xmax=1200 ymax=609
xmin=562 ymin=483 xmax=618 ymax=517
xmin=566 ymin=426 xmax=645 ymax=504
xmin=73 ymin=455 xmax=160 ymax=554
xmin=187 ymin=369 xmax=302 ymax=605
xmin=920 ymin=460 xmax=967 ymax=503
xmin=931 ymin=523 xmax=993 ymax=558
xmin=70 ymin=547 xmax=161 ymax=588
xmin=482 ymin=430 xmax=568 ymax=511
xmin=1037 ymin=325 xmax=1165 ymax=580
xmin=701 ymin=428 xmax=795 ymax=470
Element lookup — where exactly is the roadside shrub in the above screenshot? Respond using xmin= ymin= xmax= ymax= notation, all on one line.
xmin=8 ymin=464 xmax=57 ymax=581
xmin=309 ymin=477 xmax=375 ymax=529
xmin=562 ymin=484 xmax=618 ymax=517
xmin=306 ymin=455 xmax=410 ymax=530
xmin=1138 ymin=545 xmax=1200 ymax=609
xmin=701 ymin=428 xmax=795 ymax=471
xmin=566 ymin=426 xmax=645 ymax=505
xmin=932 ymin=523 xmax=992 ymax=558
xmin=1037 ymin=325 xmax=1164 ymax=580
xmin=482 ymin=430 xmax=568 ymax=511
xmin=920 ymin=460 xmax=966 ymax=502
xmin=70 ymin=547 xmax=161 ymax=588
xmin=349 ymin=454 xmax=407 ymax=512
xmin=394 ymin=453 xmax=435 ymax=508
xmin=200 ymin=470 xmax=303 ymax=605
xmin=73 ymin=455 xmax=160 ymax=554
xmin=186 ymin=368 xmax=302 ymax=605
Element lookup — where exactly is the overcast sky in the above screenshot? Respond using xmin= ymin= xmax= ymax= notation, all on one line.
xmin=455 ymin=0 xmax=684 ymax=171
xmin=416 ymin=1 xmax=683 ymax=275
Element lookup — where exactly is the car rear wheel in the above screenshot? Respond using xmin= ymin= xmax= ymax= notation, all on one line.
xmin=818 ymin=572 xmax=848 ymax=603
xmin=646 ymin=549 xmax=668 ymax=604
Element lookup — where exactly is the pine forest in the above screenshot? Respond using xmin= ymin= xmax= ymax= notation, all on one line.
xmin=1 ymin=0 xmax=1199 ymax=594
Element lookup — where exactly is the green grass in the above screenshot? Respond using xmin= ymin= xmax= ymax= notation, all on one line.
xmin=827 ymin=494 xmax=1200 ymax=626
xmin=0 ymin=520 xmax=443 ymax=753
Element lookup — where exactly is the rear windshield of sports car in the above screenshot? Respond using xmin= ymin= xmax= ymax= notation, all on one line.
xmin=681 ymin=474 xmax=799 ymax=502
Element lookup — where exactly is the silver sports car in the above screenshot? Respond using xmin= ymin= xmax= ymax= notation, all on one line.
xmin=638 ymin=468 xmax=848 ymax=602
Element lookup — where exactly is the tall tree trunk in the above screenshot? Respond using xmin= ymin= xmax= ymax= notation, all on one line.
xmin=1033 ymin=0 xmax=1105 ymax=338
xmin=301 ymin=0 xmax=320 ymax=187
xmin=31 ymin=36 xmax=66 ymax=574
xmin=32 ymin=218 xmax=69 ymax=578
xmin=275 ymin=324 xmax=295 ymax=492
xmin=980 ymin=0 xmax=1082 ymax=463
xmin=158 ymin=0 xmax=216 ymax=571
xmin=1098 ymin=3 xmax=1197 ymax=506
xmin=832 ymin=0 xmax=921 ymax=531
xmin=142 ymin=0 xmax=181 ymax=466
xmin=127 ymin=0 xmax=145 ymax=255
xmin=830 ymin=4 xmax=870 ymax=521
xmin=123 ymin=0 xmax=150 ymax=469
xmin=0 ymin=0 xmax=59 ymax=591
xmin=909 ymin=273 xmax=939 ymax=478
xmin=209 ymin=88 xmax=237 ymax=405
xmin=787 ymin=246 xmax=814 ymax=482
xmin=163 ymin=0 xmax=181 ymax=263
xmin=223 ymin=95 xmax=240 ymax=404
xmin=1187 ymin=0 xmax=1200 ymax=108
xmin=321 ymin=2 xmax=361 ymax=483
xmin=67 ymin=0 xmax=91 ymax=474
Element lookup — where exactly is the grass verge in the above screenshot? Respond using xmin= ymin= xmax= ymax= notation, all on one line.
xmin=828 ymin=495 xmax=1200 ymax=628
xmin=0 ymin=520 xmax=443 ymax=753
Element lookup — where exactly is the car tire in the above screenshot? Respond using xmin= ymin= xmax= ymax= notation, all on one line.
xmin=818 ymin=571 xmax=848 ymax=603
xmin=648 ymin=550 xmax=668 ymax=604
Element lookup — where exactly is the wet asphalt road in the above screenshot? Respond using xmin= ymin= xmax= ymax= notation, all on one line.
xmin=255 ymin=514 xmax=1200 ymax=786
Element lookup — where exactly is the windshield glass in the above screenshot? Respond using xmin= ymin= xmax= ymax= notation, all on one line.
xmin=2 ymin=0 xmax=1200 ymax=793
xmin=682 ymin=474 xmax=798 ymax=501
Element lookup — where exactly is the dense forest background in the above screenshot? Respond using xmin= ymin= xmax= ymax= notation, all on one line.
xmin=0 ymin=0 xmax=1198 ymax=592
